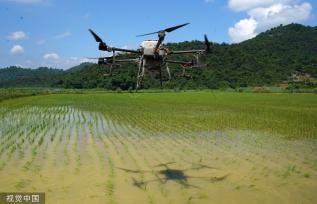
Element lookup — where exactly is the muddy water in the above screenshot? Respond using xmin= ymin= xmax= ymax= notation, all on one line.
xmin=0 ymin=106 xmax=316 ymax=204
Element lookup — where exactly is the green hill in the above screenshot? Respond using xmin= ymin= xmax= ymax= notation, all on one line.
xmin=165 ymin=23 xmax=317 ymax=89
xmin=0 ymin=67 xmax=64 ymax=88
xmin=1 ymin=23 xmax=316 ymax=90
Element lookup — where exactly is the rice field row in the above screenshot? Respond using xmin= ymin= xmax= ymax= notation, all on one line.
xmin=0 ymin=92 xmax=316 ymax=204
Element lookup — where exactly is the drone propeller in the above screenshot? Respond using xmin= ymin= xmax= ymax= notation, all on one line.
xmin=136 ymin=31 xmax=159 ymax=37
xmin=88 ymin=29 xmax=102 ymax=42
xmin=137 ymin=23 xmax=190 ymax=37
xmin=88 ymin=29 xmax=108 ymax=51
xmin=137 ymin=23 xmax=190 ymax=54
xmin=165 ymin=23 xmax=190 ymax=32
xmin=204 ymin=34 xmax=211 ymax=53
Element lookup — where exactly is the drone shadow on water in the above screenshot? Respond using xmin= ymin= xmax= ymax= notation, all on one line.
xmin=117 ymin=162 xmax=229 ymax=190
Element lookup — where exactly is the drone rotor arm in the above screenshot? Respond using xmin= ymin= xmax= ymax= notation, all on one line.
xmin=111 ymin=47 xmax=141 ymax=54
xmin=112 ymin=58 xmax=139 ymax=63
xmin=169 ymin=50 xmax=205 ymax=55
xmin=164 ymin=59 xmax=194 ymax=66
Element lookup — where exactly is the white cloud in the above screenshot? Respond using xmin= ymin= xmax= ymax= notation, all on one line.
xmin=14 ymin=64 xmax=23 ymax=68
xmin=228 ymin=0 xmax=291 ymax=11
xmin=62 ymin=57 xmax=94 ymax=67
xmin=43 ymin=53 xmax=60 ymax=60
xmin=248 ymin=2 xmax=312 ymax=32
xmin=15 ymin=60 xmax=33 ymax=68
xmin=10 ymin=45 xmax=24 ymax=55
xmin=1 ymin=0 xmax=43 ymax=4
xmin=229 ymin=18 xmax=258 ymax=43
xmin=228 ymin=1 xmax=312 ymax=43
xmin=41 ymin=53 xmax=93 ymax=69
xmin=54 ymin=31 xmax=71 ymax=39
xmin=7 ymin=31 xmax=28 ymax=40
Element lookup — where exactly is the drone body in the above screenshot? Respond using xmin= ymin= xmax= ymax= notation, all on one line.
xmin=88 ymin=23 xmax=211 ymax=89
xmin=141 ymin=40 xmax=166 ymax=57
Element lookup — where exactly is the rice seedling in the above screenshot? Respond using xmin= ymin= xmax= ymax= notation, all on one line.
xmin=106 ymin=156 xmax=116 ymax=204
xmin=0 ymin=161 xmax=6 ymax=171
xmin=14 ymin=179 xmax=31 ymax=190
xmin=304 ymin=173 xmax=310 ymax=178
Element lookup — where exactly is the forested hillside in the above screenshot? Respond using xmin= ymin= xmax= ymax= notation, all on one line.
xmin=0 ymin=67 xmax=64 ymax=87
xmin=1 ymin=23 xmax=316 ymax=90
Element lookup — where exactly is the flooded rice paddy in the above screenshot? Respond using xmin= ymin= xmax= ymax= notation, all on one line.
xmin=0 ymin=100 xmax=317 ymax=203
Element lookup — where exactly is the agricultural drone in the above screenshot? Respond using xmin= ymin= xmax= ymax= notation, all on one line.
xmin=88 ymin=23 xmax=211 ymax=89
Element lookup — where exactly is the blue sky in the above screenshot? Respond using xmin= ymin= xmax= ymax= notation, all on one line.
xmin=0 ymin=0 xmax=316 ymax=69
